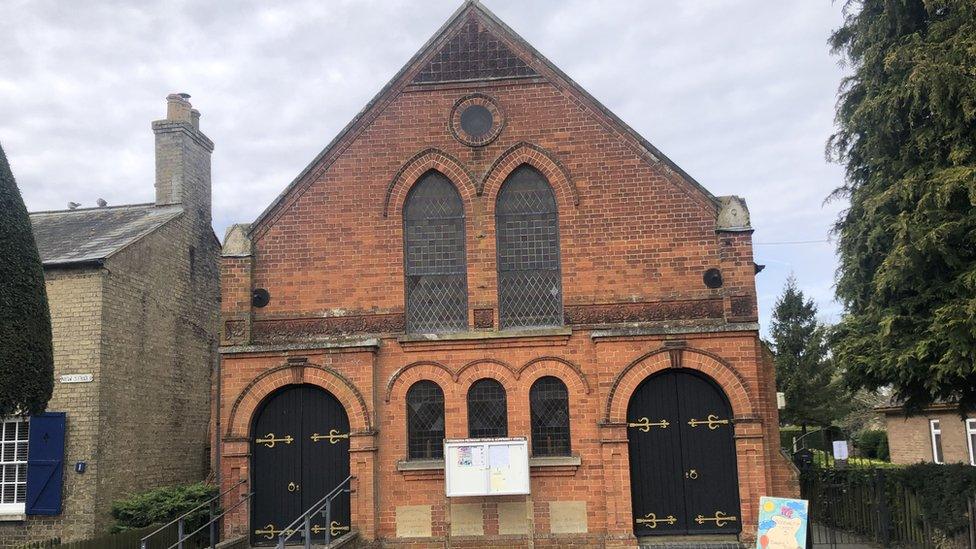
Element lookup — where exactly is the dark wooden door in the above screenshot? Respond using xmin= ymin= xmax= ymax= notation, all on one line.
xmin=251 ymin=385 xmax=350 ymax=546
xmin=627 ymin=369 xmax=740 ymax=537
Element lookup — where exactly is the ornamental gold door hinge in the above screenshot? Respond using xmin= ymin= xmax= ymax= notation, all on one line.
xmin=330 ymin=521 xmax=350 ymax=537
xmin=635 ymin=512 xmax=677 ymax=529
xmin=695 ymin=511 xmax=737 ymax=527
xmin=255 ymin=432 xmax=294 ymax=448
xmin=627 ymin=417 xmax=670 ymax=432
xmin=686 ymin=414 xmax=730 ymax=430
xmin=310 ymin=429 xmax=350 ymax=444
xmin=254 ymin=523 xmax=294 ymax=539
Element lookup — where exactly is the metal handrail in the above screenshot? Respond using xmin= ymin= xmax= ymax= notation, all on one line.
xmin=166 ymin=490 xmax=254 ymax=549
xmin=140 ymin=478 xmax=247 ymax=549
xmin=277 ymin=475 xmax=353 ymax=549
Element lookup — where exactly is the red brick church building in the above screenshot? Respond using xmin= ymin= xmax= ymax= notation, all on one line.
xmin=216 ymin=2 xmax=797 ymax=547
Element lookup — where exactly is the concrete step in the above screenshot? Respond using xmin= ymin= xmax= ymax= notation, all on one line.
xmin=637 ymin=535 xmax=742 ymax=549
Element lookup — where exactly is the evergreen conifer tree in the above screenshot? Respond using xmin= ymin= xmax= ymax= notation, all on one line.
xmin=0 ymin=143 xmax=53 ymax=416
xmin=770 ymin=277 xmax=847 ymax=431
xmin=829 ymin=0 xmax=976 ymax=411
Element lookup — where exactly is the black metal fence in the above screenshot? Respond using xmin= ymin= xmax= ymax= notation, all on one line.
xmin=801 ymin=468 xmax=974 ymax=548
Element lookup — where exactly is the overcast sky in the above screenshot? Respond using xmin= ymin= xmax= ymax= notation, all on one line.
xmin=0 ymin=0 xmax=849 ymax=335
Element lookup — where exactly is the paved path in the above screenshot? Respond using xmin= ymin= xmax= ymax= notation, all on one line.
xmin=810 ymin=523 xmax=881 ymax=549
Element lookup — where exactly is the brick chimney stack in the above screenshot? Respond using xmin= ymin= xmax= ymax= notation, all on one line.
xmin=152 ymin=93 xmax=213 ymax=227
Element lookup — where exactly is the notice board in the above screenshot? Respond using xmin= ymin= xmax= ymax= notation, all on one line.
xmin=444 ymin=437 xmax=530 ymax=497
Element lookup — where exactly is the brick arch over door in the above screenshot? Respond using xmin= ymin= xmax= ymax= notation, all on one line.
xmin=227 ymin=361 xmax=373 ymax=438
xmin=383 ymin=148 xmax=478 ymax=218
xmin=604 ymin=347 xmax=755 ymax=424
xmin=482 ymin=142 xmax=579 ymax=211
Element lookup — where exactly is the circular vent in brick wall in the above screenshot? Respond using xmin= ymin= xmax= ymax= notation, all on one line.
xmin=703 ymin=268 xmax=723 ymax=289
xmin=450 ymin=94 xmax=504 ymax=147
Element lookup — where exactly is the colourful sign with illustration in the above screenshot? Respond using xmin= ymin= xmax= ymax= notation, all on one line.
xmin=756 ymin=496 xmax=809 ymax=549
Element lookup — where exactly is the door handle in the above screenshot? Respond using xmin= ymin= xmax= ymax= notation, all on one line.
xmin=684 ymin=469 xmax=699 ymax=480
xmin=288 ymin=481 xmax=300 ymax=492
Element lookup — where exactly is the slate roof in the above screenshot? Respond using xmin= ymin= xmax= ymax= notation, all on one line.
xmin=29 ymin=203 xmax=183 ymax=267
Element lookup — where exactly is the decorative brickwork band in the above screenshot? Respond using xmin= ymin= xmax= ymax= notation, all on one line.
xmin=252 ymin=314 xmax=404 ymax=343
xmin=482 ymin=142 xmax=579 ymax=208
xmin=729 ymin=295 xmax=757 ymax=321
xmin=383 ymin=148 xmax=478 ymax=218
xmin=473 ymin=308 xmax=494 ymax=329
xmin=564 ymin=299 xmax=723 ymax=325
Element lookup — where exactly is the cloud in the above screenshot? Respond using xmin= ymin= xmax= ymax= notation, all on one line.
xmin=0 ymin=0 xmax=849 ymax=334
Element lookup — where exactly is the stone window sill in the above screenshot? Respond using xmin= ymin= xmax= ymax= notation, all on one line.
xmin=396 ymin=455 xmax=581 ymax=472
xmin=0 ymin=513 xmax=25 ymax=522
xmin=398 ymin=327 xmax=571 ymax=351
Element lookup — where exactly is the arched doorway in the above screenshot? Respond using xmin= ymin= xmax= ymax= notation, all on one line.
xmin=627 ymin=369 xmax=740 ymax=537
xmin=250 ymin=385 xmax=350 ymax=546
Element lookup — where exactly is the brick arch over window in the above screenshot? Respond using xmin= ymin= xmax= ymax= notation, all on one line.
xmin=385 ymin=360 xmax=456 ymax=403
xmin=482 ymin=142 xmax=579 ymax=211
xmin=455 ymin=358 xmax=517 ymax=383
xmin=604 ymin=347 xmax=754 ymax=424
xmin=227 ymin=361 xmax=373 ymax=438
xmin=517 ymin=356 xmax=590 ymax=395
xmin=383 ymin=148 xmax=478 ymax=218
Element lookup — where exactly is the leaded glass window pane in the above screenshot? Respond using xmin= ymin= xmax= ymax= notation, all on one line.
xmin=495 ymin=165 xmax=562 ymax=328
xmin=530 ymin=377 xmax=570 ymax=456
xmin=404 ymin=171 xmax=468 ymax=333
xmin=467 ymin=379 xmax=508 ymax=438
xmin=406 ymin=381 xmax=445 ymax=459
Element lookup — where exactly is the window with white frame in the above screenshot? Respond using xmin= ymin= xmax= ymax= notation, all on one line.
xmin=0 ymin=418 xmax=28 ymax=514
xmin=929 ymin=419 xmax=944 ymax=464
xmin=967 ymin=418 xmax=975 ymax=466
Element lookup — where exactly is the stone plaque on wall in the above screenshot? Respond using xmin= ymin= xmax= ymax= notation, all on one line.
xmin=497 ymin=501 xmax=529 ymax=535
xmin=450 ymin=503 xmax=484 ymax=536
xmin=549 ymin=501 xmax=587 ymax=534
xmin=396 ymin=505 xmax=432 ymax=538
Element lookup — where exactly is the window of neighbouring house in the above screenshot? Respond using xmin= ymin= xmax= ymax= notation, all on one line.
xmin=495 ymin=164 xmax=562 ymax=329
xmin=407 ymin=380 xmax=445 ymax=460
xmin=530 ymin=376 xmax=571 ymax=457
xmin=403 ymin=170 xmax=468 ymax=333
xmin=967 ymin=418 xmax=976 ymax=466
xmin=0 ymin=418 xmax=28 ymax=514
xmin=930 ymin=419 xmax=944 ymax=464
xmin=467 ymin=379 xmax=507 ymax=438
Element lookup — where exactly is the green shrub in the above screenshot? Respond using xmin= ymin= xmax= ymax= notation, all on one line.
xmin=111 ymin=483 xmax=217 ymax=533
xmin=856 ymin=429 xmax=889 ymax=461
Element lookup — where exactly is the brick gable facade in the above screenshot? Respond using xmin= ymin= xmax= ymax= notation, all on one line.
xmin=217 ymin=3 xmax=797 ymax=547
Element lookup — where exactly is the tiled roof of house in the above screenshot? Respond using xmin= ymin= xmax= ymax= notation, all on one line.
xmin=29 ymin=203 xmax=182 ymax=266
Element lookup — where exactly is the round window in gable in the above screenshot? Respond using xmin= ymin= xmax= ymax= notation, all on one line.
xmin=450 ymin=94 xmax=504 ymax=147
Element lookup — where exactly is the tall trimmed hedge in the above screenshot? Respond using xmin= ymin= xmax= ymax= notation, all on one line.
xmin=0 ymin=142 xmax=53 ymax=417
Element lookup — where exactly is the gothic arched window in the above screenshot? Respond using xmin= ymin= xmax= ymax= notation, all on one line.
xmin=406 ymin=380 xmax=445 ymax=459
xmin=467 ymin=379 xmax=508 ymax=438
xmin=403 ymin=171 xmax=468 ymax=333
xmin=495 ymin=165 xmax=562 ymax=328
xmin=530 ymin=376 xmax=571 ymax=456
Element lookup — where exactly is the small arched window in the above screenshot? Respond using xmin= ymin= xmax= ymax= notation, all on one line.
xmin=406 ymin=380 xmax=445 ymax=459
xmin=403 ymin=171 xmax=468 ymax=333
xmin=467 ymin=379 xmax=508 ymax=438
xmin=530 ymin=376 xmax=571 ymax=456
xmin=495 ymin=165 xmax=562 ymax=328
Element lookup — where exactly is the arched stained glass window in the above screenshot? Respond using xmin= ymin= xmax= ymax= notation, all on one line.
xmin=530 ymin=376 xmax=570 ymax=456
xmin=495 ymin=165 xmax=562 ymax=328
xmin=406 ymin=381 xmax=445 ymax=459
xmin=467 ymin=379 xmax=508 ymax=438
xmin=403 ymin=171 xmax=468 ymax=333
